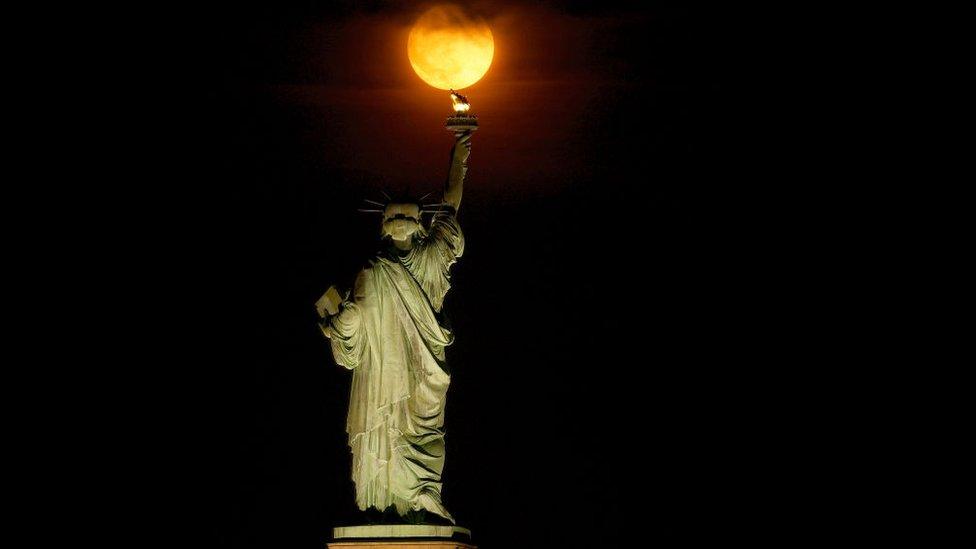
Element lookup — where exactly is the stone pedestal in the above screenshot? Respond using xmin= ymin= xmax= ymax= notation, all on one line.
xmin=328 ymin=543 xmax=476 ymax=549
xmin=328 ymin=525 xmax=476 ymax=549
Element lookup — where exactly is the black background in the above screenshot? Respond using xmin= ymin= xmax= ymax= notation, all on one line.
xmin=152 ymin=3 xmax=776 ymax=548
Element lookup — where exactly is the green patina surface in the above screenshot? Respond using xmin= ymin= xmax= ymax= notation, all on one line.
xmin=320 ymin=129 xmax=473 ymax=525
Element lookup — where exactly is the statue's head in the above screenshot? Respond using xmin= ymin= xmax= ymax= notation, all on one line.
xmin=381 ymin=203 xmax=423 ymax=242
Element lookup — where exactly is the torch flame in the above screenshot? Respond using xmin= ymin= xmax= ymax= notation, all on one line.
xmin=450 ymin=90 xmax=471 ymax=113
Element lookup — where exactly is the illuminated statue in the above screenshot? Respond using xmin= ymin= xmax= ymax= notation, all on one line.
xmin=318 ymin=128 xmax=473 ymax=524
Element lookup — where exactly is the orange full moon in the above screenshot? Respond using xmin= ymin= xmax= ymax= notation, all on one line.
xmin=408 ymin=5 xmax=494 ymax=90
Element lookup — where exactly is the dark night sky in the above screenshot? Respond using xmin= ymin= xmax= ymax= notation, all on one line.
xmin=161 ymin=3 xmax=773 ymax=548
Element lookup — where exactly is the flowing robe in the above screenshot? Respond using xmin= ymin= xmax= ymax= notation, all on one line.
xmin=322 ymin=211 xmax=464 ymax=521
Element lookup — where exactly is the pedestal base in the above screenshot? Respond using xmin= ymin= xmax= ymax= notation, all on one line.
xmin=328 ymin=542 xmax=476 ymax=549
xmin=333 ymin=525 xmax=470 ymax=539
xmin=328 ymin=525 xmax=476 ymax=549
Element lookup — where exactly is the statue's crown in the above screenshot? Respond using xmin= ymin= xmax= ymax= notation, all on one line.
xmin=356 ymin=194 xmax=451 ymax=217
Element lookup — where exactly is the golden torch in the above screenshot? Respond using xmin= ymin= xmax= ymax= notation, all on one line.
xmin=446 ymin=89 xmax=479 ymax=136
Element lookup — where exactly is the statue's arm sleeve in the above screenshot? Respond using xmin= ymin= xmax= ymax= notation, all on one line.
xmin=443 ymin=131 xmax=472 ymax=212
xmin=320 ymin=271 xmax=370 ymax=370
xmin=425 ymin=211 xmax=464 ymax=270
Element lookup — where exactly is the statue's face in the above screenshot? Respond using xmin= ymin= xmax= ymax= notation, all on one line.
xmin=381 ymin=203 xmax=421 ymax=242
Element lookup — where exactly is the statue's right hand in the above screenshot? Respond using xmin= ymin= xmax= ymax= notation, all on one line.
xmin=454 ymin=140 xmax=472 ymax=165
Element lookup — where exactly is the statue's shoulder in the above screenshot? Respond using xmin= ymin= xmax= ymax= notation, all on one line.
xmin=361 ymin=255 xmax=390 ymax=277
xmin=362 ymin=258 xmax=380 ymax=274
xmin=350 ymin=260 xmax=381 ymax=299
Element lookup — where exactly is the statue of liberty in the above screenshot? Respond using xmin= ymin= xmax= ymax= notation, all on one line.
xmin=318 ymin=127 xmax=473 ymax=525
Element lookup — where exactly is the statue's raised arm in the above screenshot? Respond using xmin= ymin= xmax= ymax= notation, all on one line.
xmin=443 ymin=131 xmax=472 ymax=212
